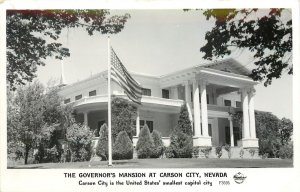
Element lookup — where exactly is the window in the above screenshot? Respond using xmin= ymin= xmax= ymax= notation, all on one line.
xmin=133 ymin=119 xmax=154 ymax=133
xmin=162 ymin=89 xmax=169 ymax=99
xmin=206 ymin=94 xmax=209 ymax=104
xmin=142 ymin=88 xmax=151 ymax=96
xmin=208 ymin=124 xmax=212 ymax=137
xmin=224 ymin=99 xmax=231 ymax=107
xmin=64 ymin=98 xmax=70 ymax=104
xmin=89 ymin=90 xmax=96 ymax=97
xmin=236 ymin=101 xmax=241 ymax=108
xmin=75 ymin=94 xmax=82 ymax=100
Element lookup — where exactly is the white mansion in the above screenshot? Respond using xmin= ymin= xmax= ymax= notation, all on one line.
xmin=58 ymin=58 xmax=259 ymax=149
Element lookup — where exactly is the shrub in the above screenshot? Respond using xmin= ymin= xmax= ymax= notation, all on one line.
xmin=249 ymin=148 xmax=256 ymax=158
xmin=178 ymin=104 xmax=193 ymax=136
xmin=168 ymin=129 xmax=193 ymax=158
xmin=262 ymin=153 xmax=269 ymax=159
xmin=112 ymin=131 xmax=133 ymax=160
xmin=193 ymin=146 xmax=200 ymax=158
xmin=165 ymin=146 xmax=175 ymax=158
xmin=150 ymin=130 xmax=164 ymax=158
xmin=200 ymin=146 xmax=212 ymax=158
xmin=239 ymin=148 xmax=244 ymax=159
xmin=278 ymin=143 xmax=293 ymax=159
xmin=224 ymin=144 xmax=232 ymax=159
xmin=136 ymin=125 xmax=154 ymax=159
xmin=95 ymin=123 xmax=108 ymax=160
xmin=215 ymin=146 xmax=223 ymax=158
xmin=66 ymin=122 xmax=93 ymax=162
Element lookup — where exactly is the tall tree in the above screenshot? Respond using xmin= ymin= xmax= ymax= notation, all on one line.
xmin=6 ymin=10 xmax=130 ymax=90
xmin=177 ymin=103 xmax=193 ymax=136
xmin=200 ymin=9 xmax=292 ymax=86
xmin=7 ymin=80 xmax=74 ymax=164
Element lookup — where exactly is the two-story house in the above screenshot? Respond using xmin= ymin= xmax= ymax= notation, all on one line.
xmin=58 ymin=58 xmax=259 ymax=150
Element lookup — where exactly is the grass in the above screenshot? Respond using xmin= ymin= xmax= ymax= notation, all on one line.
xmin=8 ymin=158 xmax=293 ymax=169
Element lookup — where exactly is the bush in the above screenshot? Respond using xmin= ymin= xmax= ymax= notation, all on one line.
xmin=278 ymin=143 xmax=293 ymax=159
xmin=224 ymin=144 xmax=231 ymax=159
xmin=168 ymin=129 xmax=193 ymax=158
xmin=165 ymin=146 xmax=175 ymax=158
xmin=95 ymin=123 xmax=108 ymax=160
xmin=239 ymin=148 xmax=244 ymax=159
xmin=150 ymin=130 xmax=164 ymax=158
xmin=249 ymin=148 xmax=256 ymax=158
xmin=66 ymin=122 xmax=93 ymax=162
xmin=215 ymin=146 xmax=223 ymax=158
xmin=136 ymin=125 xmax=154 ymax=159
xmin=200 ymin=146 xmax=212 ymax=158
xmin=112 ymin=131 xmax=133 ymax=160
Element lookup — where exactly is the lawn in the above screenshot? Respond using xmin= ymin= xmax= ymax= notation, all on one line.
xmin=8 ymin=158 xmax=293 ymax=169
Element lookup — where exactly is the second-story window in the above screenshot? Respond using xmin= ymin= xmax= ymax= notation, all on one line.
xmin=162 ymin=89 xmax=169 ymax=99
xmin=89 ymin=90 xmax=96 ymax=97
xmin=75 ymin=94 xmax=82 ymax=100
xmin=224 ymin=99 xmax=231 ymax=107
xmin=236 ymin=101 xmax=241 ymax=108
xmin=64 ymin=98 xmax=70 ymax=104
xmin=142 ymin=88 xmax=151 ymax=96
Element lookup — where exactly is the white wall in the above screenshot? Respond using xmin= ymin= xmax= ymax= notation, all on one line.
xmin=216 ymin=91 xmax=241 ymax=107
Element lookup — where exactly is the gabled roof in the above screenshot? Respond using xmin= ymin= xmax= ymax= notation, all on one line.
xmin=200 ymin=58 xmax=251 ymax=76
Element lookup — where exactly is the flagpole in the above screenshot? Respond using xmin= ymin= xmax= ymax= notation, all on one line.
xmin=107 ymin=36 xmax=112 ymax=166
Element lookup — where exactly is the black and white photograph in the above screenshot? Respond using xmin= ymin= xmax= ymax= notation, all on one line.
xmin=0 ymin=0 xmax=299 ymax=192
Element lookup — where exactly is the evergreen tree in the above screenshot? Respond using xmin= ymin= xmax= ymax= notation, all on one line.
xmin=112 ymin=131 xmax=133 ymax=160
xmin=95 ymin=123 xmax=108 ymax=160
xmin=151 ymin=130 xmax=164 ymax=158
xmin=178 ymin=103 xmax=193 ymax=136
xmin=136 ymin=125 xmax=154 ymax=159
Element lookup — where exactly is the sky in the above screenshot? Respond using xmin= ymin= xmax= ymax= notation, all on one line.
xmin=36 ymin=9 xmax=293 ymax=120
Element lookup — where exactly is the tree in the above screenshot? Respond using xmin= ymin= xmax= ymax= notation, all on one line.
xmin=7 ymin=80 xmax=74 ymax=164
xmin=150 ymin=130 xmax=164 ymax=158
xmin=6 ymin=10 xmax=130 ymax=90
xmin=112 ymin=131 xmax=134 ymax=160
xmin=167 ymin=128 xmax=193 ymax=158
xmin=111 ymin=96 xmax=137 ymax=141
xmin=255 ymin=111 xmax=281 ymax=157
xmin=96 ymin=123 xmax=109 ymax=160
xmin=66 ymin=121 xmax=94 ymax=162
xmin=136 ymin=125 xmax=155 ymax=159
xmin=11 ymin=81 xmax=45 ymax=164
xmin=177 ymin=103 xmax=193 ymax=136
xmin=278 ymin=118 xmax=293 ymax=146
xmin=200 ymin=9 xmax=292 ymax=86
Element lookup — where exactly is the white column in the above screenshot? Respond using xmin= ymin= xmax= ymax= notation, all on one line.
xmin=184 ymin=81 xmax=193 ymax=124
xmin=241 ymin=88 xmax=250 ymax=139
xmin=200 ymin=80 xmax=209 ymax=137
xmin=193 ymin=80 xmax=201 ymax=137
xmin=228 ymin=117 xmax=234 ymax=147
xmin=248 ymin=88 xmax=257 ymax=138
xmin=83 ymin=112 xmax=88 ymax=127
xmin=136 ymin=108 xmax=140 ymax=136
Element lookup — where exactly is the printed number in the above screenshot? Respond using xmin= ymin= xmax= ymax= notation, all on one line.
xmin=219 ymin=181 xmax=230 ymax=185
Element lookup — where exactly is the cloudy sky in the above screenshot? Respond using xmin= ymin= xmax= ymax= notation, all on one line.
xmin=36 ymin=9 xmax=293 ymax=120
